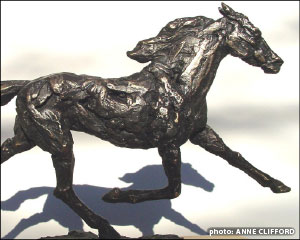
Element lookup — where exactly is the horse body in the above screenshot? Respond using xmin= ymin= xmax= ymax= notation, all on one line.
xmin=13 ymin=69 xmax=190 ymax=150
xmin=14 ymin=28 xmax=223 ymax=150
xmin=15 ymin=71 xmax=159 ymax=150
xmin=1 ymin=3 xmax=290 ymax=239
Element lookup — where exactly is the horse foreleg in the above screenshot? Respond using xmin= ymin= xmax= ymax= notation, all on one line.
xmin=1 ymin=117 xmax=35 ymax=164
xmin=52 ymin=150 xmax=121 ymax=239
xmin=190 ymin=125 xmax=291 ymax=193
xmin=102 ymin=144 xmax=181 ymax=203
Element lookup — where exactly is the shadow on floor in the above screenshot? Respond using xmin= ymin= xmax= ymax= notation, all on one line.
xmin=1 ymin=163 xmax=214 ymax=239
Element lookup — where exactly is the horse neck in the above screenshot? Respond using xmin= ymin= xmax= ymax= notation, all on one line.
xmin=179 ymin=24 xmax=227 ymax=100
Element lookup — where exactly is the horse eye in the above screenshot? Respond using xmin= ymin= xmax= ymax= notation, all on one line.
xmin=118 ymin=92 xmax=126 ymax=98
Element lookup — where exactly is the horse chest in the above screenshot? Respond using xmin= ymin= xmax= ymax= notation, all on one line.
xmin=146 ymin=97 xmax=197 ymax=147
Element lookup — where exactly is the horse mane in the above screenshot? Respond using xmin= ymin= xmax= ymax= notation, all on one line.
xmin=157 ymin=16 xmax=215 ymax=39
xmin=130 ymin=16 xmax=216 ymax=62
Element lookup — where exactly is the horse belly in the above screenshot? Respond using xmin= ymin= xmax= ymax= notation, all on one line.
xmin=69 ymin=102 xmax=156 ymax=149
xmin=97 ymin=117 xmax=155 ymax=149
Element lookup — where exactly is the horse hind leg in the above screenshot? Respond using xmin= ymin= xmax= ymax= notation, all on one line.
xmin=10 ymin=99 xmax=121 ymax=238
xmin=1 ymin=116 xmax=35 ymax=164
xmin=51 ymin=140 xmax=121 ymax=238
xmin=190 ymin=124 xmax=291 ymax=193
xmin=28 ymin=114 xmax=121 ymax=238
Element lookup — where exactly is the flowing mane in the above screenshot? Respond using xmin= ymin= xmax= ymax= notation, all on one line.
xmin=127 ymin=16 xmax=216 ymax=63
xmin=157 ymin=16 xmax=215 ymax=39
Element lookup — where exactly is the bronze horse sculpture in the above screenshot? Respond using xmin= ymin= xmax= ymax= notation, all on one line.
xmin=1 ymin=3 xmax=291 ymax=238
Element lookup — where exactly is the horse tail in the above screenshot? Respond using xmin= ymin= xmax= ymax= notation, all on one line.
xmin=1 ymin=80 xmax=30 ymax=106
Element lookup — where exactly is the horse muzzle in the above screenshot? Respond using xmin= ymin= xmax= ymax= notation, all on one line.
xmin=261 ymin=58 xmax=284 ymax=74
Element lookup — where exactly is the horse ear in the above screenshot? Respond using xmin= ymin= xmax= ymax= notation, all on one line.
xmin=219 ymin=2 xmax=236 ymax=18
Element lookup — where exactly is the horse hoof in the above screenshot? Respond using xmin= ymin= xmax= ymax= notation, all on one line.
xmin=102 ymin=188 xmax=122 ymax=203
xmin=98 ymin=224 xmax=121 ymax=239
xmin=269 ymin=179 xmax=291 ymax=193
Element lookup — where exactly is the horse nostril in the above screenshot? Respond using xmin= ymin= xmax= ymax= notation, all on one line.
xmin=262 ymin=58 xmax=283 ymax=74
xmin=275 ymin=58 xmax=284 ymax=65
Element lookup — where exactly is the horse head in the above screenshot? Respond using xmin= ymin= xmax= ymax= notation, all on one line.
xmin=219 ymin=2 xmax=283 ymax=74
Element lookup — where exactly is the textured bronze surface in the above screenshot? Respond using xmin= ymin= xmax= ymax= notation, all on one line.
xmin=1 ymin=3 xmax=290 ymax=239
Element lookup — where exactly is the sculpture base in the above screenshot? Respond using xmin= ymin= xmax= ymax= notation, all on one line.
xmin=40 ymin=230 xmax=183 ymax=239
